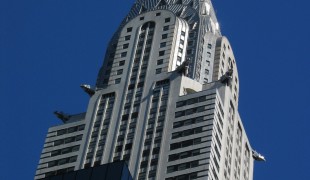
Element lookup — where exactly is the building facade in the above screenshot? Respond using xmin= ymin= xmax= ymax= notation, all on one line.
xmin=36 ymin=0 xmax=256 ymax=180
xmin=39 ymin=161 xmax=133 ymax=180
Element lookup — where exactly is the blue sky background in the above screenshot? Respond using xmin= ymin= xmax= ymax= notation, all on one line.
xmin=1 ymin=0 xmax=310 ymax=179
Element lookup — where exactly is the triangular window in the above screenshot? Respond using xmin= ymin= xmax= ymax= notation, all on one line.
xmin=175 ymin=0 xmax=182 ymax=5
xmin=156 ymin=0 xmax=167 ymax=7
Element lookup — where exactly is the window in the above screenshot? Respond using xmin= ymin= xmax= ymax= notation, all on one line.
xmin=166 ymin=160 xmax=200 ymax=173
xmin=127 ymin=27 xmax=132 ymax=32
xmin=180 ymin=39 xmax=184 ymax=45
xmin=206 ymin=60 xmax=210 ymax=66
xmin=160 ymin=42 xmax=166 ymax=48
xmin=117 ymin=69 xmax=123 ymax=75
xmin=121 ymin=52 xmax=127 ymax=57
xmin=146 ymin=39 xmax=152 ymax=45
xmin=140 ymin=16 xmax=144 ymax=20
xmin=178 ymin=48 xmax=183 ymax=53
xmin=145 ymin=47 xmax=151 ymax=53
xmin=159 ymin=51 xmax=165 ymax=56
xmin=208 ymin=43 xmax=212 ymax=49
xmin=115 ymin=78 xmax=121 ymax=84
xmin=119 ymin=60 xmax=125 ymax=66
xmin=125 ymin=143 xmax=132 ymax=150
xmin=188 ymin=41 xmax=193 ymax=46
xmin=177 ymin=56 xmax=182 ymax=62
xmin=181 ymin=31 xmax=185 ymax=36
xmin=123 ymin=43 xmax=129 ymax=49
xmin=136 ymin=49 xmax=142 ymax=54
xmin=207 ymin=52 xmax=211 ymax=58
xmin=156 ymin=12 xmax=161 ymax=16
xmin=157 ymin=59 xmax=163 ymax=65
xmin=205 ymin=69 xmax=209 ymax=75
xmin=189 ymin=32 xmax=195 ymax=37
xmin=162 ymin=34 xmax=168 ymax=39
xmin=163 ymin=25 xmax=169 ymax=31
xmin=165 ymin=18 xmax=171 ymax=23
xmin=156 ymin=68 xmax=162 ymax=74
xmin=125 ymin=35 xmax=131 ymax=41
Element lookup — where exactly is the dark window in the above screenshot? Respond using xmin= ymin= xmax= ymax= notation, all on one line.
xmin=122 ymin=114 xmax=129 ymax=120
xmin=137 ymin=82 xmax=144 ymax=88
xmin=163 ymin=25 xmax=169 ymax=31
xmin=125 ymin=143 xmax=132 ymax=150
xmin=136 ymin=49 xmax=142 ymax=54
xmin=119 ymin=60 xmax=125 ymax=66
xmin=115 ymin=146 xmax=123 ymax=152
xmin=208 ymin=43 xmax=212 ymax=49
xmin=178 ymin=48 xmax=183 ymax=53
xmin=115 ymin=78 xmax=121 ymax=84
xmin=145 ymin=47 xmax=151 ymax=52
xmin=160 ymin=42 xmax=166 ymax=48
xmin=156 ymin=12 xmax=161 ymax=16
xmin=146 ymin=39 xmax=152 ymax=44
xmin=189 ymin=32 xmax=195 ymax=37
xmin=170 ymin=138 xmax=202 ymax=150
xmin=181 ymin=31 xmax=185 ymax=36
xmin=140 ymin=17 xmax=144 ymax=20
xmin=165 ymin=18 xmax=171 ymax=23
xmin=127 ymin=27 xmax=132 ymax=32
xmin=157 ymin=59 xmax=163 ymax=65
xmin=142 ymin=150 xmax=150 ymax=156
xmin=162 ymin=34 xmax=168 ymax=39
xmin=156 ymin=68 xmax=162 ymax=74
xmin=172 ymin=127 xmax=204 ymax=139
xmin=177 ymin=56 xmax=182 ymax=62
xmin=121 ymin=52 xmax=127 ymax=57
xmin=131 ymin=112 xmax=138 ymax=118
xmin=117 ymin=69 xmax=123 ymax=75
xmin=159 ymin=51 xmax=165 ymax=56
xmin=138 ymin=41 xmax=144 ymax=47
xmin=125 ymin=35 xmax=131 ymax=41
xmin=123 ymin=43 xmax=129 ymax=49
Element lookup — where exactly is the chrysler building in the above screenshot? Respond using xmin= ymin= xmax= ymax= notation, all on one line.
xmin=35 ymin=1 xmax=263 ymax=180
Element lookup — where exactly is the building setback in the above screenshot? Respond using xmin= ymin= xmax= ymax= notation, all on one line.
xmin=35 ymin=0 xmax=259 ymax=180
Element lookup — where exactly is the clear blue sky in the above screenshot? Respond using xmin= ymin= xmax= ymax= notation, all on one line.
xmin=1 ymin=0 xmax=310 ymax=179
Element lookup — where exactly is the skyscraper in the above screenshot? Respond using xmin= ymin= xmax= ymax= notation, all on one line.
xmin=35 ymin=0 xmax=261 ymax=180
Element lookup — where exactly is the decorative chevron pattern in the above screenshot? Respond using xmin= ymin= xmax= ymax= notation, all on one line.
xmin=127 ymin=0 xmax=201 ymax=23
